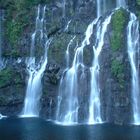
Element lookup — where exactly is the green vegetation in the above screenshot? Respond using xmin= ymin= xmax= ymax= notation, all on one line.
xmin=0 ymin=68 xmax=21 ymax=88
xmin=5 ymin=0 xmax=34 ymax=46
xmin=0 ymin=68 xmax=12 ymax=87
xmin=0 ymin=0 xmax=51 ymax=8
xmin=0 ymin=96 xmax=7 ymax=105
xmin=137 ymin=0 xmax=140 ymax=5
xmin=111 ymin=9 xmax=127 ymax=51
xmin=48 ymin=34 xmax=72 ymax=64
xmin=136 ymin=0 xmax=140 ymax=20
xmin=0 ymin=0 xmax=51 ymax=54
xmin=7 ymin=20 xmax=24 ymax=45
xmin=111 ymin=59 xmax=125 ymax=89
xmin=49 ymin=39 xmax=65 ymax=64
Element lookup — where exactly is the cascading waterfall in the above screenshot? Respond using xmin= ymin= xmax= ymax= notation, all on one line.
xmin=55 ymin=36 xmax=76 ymax=124
xmin=88 ymin=0 xmax=114 ymax=124
xmin=21 ymin=5 xmax=51 ymax=117
xmin=56 ymin=19 xmax=98 ymax=124
xmin=127 ymin=12 xmax=140 ymax=124
xmin=56 ymin=0 xmax=114 ymax=125
xmin=88 ymin=14 xmax=113 ymax=124
xmin=65 ymin=36 xmax=76 ymax=68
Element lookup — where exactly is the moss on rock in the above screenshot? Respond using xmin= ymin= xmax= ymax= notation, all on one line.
xmin=0 ymin=68 xmax=21 ymax=88
xmin=137 ymin=0 xmax=140 ymax=5
xmin=111 ymin=59 xmax=125 ymax=89
xmin=134 ymin=0 xmax=140 ymax=22
xmin=5 ymin=1 xmax=33 ymax=47
xmin=110 ymin=9 xmax=128 ymax=51
xmin=1 ymin=0 xmax=52 ymax=57
xmin=48 ymin=33 xmax=75 ymax=65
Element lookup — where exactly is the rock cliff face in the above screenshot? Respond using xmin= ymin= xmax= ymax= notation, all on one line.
xmin=0 ymin=0 xmax=139 ymax=124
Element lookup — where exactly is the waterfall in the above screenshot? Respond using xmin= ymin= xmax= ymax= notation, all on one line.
xmin=21 ymin=5 xmax=51 ymax=117
xmin=55 ymin=36 xmax=77 ymax=125
xmin=88 ymin=13 xmax=113 ymax=124
xmin=55 ymin=18 xmax=99 ymax=124
xmin=97 ymin=0 xmax=101 ymax=17
xmin=116 ymin=0 xmax=126 ymax=8
xmin=127 ymin=12 xmax=140 ymax=124
xmin=97 ymin=0 xmax=107 ymax=17
xmin=64 ymin=20 xmax=71 ymax=32
xmin=88 ymin=0 xmax=113 ymax=124
xmin=55 ymin=0 xmax=115 ymax=125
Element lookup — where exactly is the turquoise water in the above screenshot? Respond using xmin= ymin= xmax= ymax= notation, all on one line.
xmin=0 ymin=117 xmax=140 ymax=140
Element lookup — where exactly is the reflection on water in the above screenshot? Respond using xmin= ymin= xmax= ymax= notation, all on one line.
xmin=0 ymin=118 xmax=140 ymax=140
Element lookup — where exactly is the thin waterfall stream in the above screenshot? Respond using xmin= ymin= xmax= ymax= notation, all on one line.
xmin=127 ymin=12 xmax=140 ymax=125
xmin=21 ymin=5 xmax=51 ymax=117
xmin=88 ymin=14 xmax=113 ymax=124
xmin=56 ymin=35 xmax=77 ymax=124
xmin=116 ymin=0 xmax=126 ymax=8
xmin=116 ymin=0 xmax=140 ymax=124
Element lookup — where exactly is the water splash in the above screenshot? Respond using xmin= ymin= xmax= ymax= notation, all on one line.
xmin=0 ymin=114 xmax=7 ymax=119
xmin=21 ymin=5 xmax=51 ymax=117
xmin=127 ymin=12 xmax=140 ymax=125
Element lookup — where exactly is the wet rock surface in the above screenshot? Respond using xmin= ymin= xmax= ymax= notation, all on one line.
xmin=0 ymin=0 xmax=139 ymax=125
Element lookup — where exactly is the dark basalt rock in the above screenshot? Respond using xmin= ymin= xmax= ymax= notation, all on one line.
xmin=0 ymin=0 xmax=139 ymax=125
